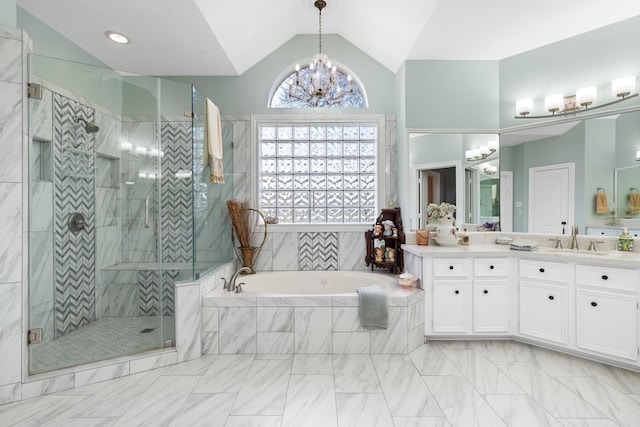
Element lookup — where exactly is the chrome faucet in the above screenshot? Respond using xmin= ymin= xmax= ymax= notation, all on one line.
xmin=227 ymin=266 xmax=253 ymax=292
xmin=571 ymin=225 xmax=579 ymax=250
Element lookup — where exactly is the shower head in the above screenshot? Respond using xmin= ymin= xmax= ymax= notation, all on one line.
xmin=75 ymin=116 xmax=100 ymax=134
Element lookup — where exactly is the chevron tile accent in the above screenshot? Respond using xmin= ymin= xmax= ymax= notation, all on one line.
xmin=160 ymin=122 xmax=194 ymax=263
xmin=138 ymin=270 xmax=178 ymax=316
xmin=298 ymin=232 xmax=339 ymax=271
xmin=52 ymin=94 xmax=96 ymax=338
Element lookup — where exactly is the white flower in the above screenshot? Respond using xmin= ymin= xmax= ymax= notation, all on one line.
xmin=427 ymin=202 xmax=456 ymax=220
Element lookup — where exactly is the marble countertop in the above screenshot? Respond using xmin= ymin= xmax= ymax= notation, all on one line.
xmin=402 ymin=243 xmax=640 ymax=268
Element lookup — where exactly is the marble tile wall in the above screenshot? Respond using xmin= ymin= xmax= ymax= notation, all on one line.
xmin=0 ymin=24 xmax=30 ymax=404
xmin=202 ymin=290 xmax=424 ymax=355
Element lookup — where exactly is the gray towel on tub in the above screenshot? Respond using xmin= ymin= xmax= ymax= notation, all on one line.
xmin=357 ymin=285 xmax=388 ymax=329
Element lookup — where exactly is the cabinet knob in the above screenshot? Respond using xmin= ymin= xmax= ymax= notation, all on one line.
xmin=601 ymin=275 xmax=608 ymax=280
xmin=591 ymin=301 xmax=598 ymax=307
xmin=483 ymin=289 xmax=488 ymax=294
xmin=449 ymin=265 xmax=454 ymax=270
xmin=454 ymin=290 xmax=459 ymax=295
xmin=539 ymin=268 xmax=545 ymax=273
xmin=489 ymin=265 xmax=495 ymax=270
xmin=548 ymin=295 xmax=554 ymax=300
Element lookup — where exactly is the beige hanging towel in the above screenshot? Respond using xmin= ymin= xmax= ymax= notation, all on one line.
xmin=629 ymin=189 xmax=640 ymax=214
xmin=204 ymin=98 xmax=224 ymax=184
xmin=595 ymin=188 xmax=608 ymax=214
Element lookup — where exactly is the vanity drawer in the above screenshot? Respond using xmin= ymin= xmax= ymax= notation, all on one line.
xmin=433 ymin=258 xmax=469 ymax=278
xmin=576 ymin=265 xmax=637 ymax=291
xmin=474 ymin=258 xmax=509 ymax=277
xmin=519 ymin=259 xmax=567 ymax=283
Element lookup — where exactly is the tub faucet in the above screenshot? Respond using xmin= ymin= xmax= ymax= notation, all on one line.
xmin=571 ymin=225 xmax=579 ymax=250
xmin=228 ymin=266 xmax=253 ymax=292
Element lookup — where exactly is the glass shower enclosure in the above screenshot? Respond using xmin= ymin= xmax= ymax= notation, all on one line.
xmin=26 ymin=55 xmax=219 ymax=374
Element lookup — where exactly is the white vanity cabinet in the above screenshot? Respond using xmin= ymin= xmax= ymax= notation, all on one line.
xmin=575 ymin=265 xmax=638 ymax=361
xmin=430 ymin=257 xmax=510 ymax=335
xmin=518 ymin=259 xmax=569 ymax=345
xmin=410 ymin=243 xmax=640 ymax=370
xmin=473 ymin=258 xmax=510 ymax=333
xmin=432 ymin=258 xmax=471 ymax=333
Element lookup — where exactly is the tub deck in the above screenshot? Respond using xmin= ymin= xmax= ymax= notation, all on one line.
xmin=202 ymin=272 xmax=424 ymax=355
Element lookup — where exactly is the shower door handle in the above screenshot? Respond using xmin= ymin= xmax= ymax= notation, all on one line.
xmin=145 ymin=197 xmax=150 ymax=228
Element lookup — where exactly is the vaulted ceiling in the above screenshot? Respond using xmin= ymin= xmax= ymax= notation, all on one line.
xmin=17 ymin=0 xmax=640 ymax=76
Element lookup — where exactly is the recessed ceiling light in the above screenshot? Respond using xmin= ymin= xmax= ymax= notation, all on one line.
xmin=105 ymin=31 xmax=130 ymax=44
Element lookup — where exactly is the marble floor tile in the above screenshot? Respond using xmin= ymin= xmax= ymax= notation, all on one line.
xmin=112 ymin=376 xmax=200 ymax=427
xmin=373 ymin=359 xmax=443 ymax=417
xmin=0 ymin=395 xmax=89 ymax=427
xmin=441 ymin=349 xmax=524 ymax=395
xmin=333 ymin=354 xmax=382 ymax=393
xmin=168 ymin=393 xmax=235 ymax=427
xmin=231 ymin=359 xmax=291 ymax=416
xmin=495 ymin=362 xmax=604 ymax=419
xmin=63 ymin=370 xmax=165 ymax=418
xmin=47 ymin=417 xmax=117 ymax=427
xmin=466 ymin=340 xmax=534 ymax=362
xmin=408 ymin=344 xmax=461 ymax=376
xmin=336 ymin=393 xmax=394 ymax=427
xmin=193 ymin=354 xmax=254 ymax=393
xmin=392 ymin=417 xmax=451 ymax=427
xmin=223 ymin=416 xmax=282 ymax=427
xmin=282 ymin=375 xmax=337 ymax=427
xmin=432 ymin=340 xmax=472 ymax=350
xmin=582 ymin=361 xmax=640 ymax=395
xmin=6 ymin=340 xmax=640 ymax=426
xmin=560 ymin=376 xmax=640 ymax=426
xmin=484 ymin=394 xmax=563 ymax=427
xmin=291 ymin=354 xmax=333 ymax=374
xmin=162 ymin=355 xmax=217 ymax=376
xmin=423 ymin=375 xmax=507 ymax=427
xmin=529 ymin=347 xmax=594 ymax=377
xmin=558 ymin=420 xmax=620 ymax=427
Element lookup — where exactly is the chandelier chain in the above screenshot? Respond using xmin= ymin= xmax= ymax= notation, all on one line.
xmin=318 ymin=4 xmax=322 ymax=54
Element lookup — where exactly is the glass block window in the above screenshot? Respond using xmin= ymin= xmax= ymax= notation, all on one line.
xmin=258 ymin=123 xmax=377 ymax=224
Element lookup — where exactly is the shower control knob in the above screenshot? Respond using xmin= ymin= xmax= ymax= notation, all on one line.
xmin=68 ymin=212 xmax=88 ymax=234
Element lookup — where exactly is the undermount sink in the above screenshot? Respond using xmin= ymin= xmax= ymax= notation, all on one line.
xmin=542 ymin=248 xmax=610 ymax=256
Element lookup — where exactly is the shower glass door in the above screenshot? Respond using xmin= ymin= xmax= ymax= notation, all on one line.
xmin=27 ymin=55 xmax=185 ymax=374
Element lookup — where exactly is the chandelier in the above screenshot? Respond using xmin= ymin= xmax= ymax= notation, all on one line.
xmin=288 ymin=0 xmax=354 ymax=107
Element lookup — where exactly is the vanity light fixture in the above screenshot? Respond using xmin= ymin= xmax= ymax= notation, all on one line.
xmin=105 ymin=31 xmax=130 ymax=44
xmin=515 ymin=76 xmax=638 ymax=119
xmin=465 ymin=140 xmax=498 ymax=161
xmin=481 ymin=163 xmax=498 ymax=175
xmin=636 ymin=150 xmax=640 ymax=161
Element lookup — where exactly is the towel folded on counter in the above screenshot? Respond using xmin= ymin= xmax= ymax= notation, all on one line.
xmin=629 ymin=193 xmax=640 ymax=214
xmin=357 ymin=285 xmax=388 ymax=329
xmin=510 ymin=239 xmax=538 ymax=252
xmin=596 ymin=190 xmax=608 ymax=214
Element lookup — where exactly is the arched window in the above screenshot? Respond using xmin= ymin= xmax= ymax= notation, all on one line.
xmin=269 ymin=63 xmax=367 ymax=109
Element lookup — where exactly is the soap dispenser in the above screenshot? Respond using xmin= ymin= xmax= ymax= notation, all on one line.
xmin=618 ymin=227 xmax=634 ymax=252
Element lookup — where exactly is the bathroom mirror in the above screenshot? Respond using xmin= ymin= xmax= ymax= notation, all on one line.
xmin=407 ymin=132 xmax=500 ymax=231
xmin=614 ymin=164 xmax=640 ymax=220
xmin=500 ymin=108 xmax=640 ymax=233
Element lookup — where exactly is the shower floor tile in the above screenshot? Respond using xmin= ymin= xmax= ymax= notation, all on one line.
xmin=30 ymin=316 xmax=175 ymax=374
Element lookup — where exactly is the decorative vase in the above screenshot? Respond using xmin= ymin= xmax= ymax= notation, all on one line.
xmin=238 ymin=246 xmax=257 ymax=271
xmin=433 ymin=216 xmax=457 ymax=239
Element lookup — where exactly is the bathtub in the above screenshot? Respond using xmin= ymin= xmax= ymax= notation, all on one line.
xmin=235 ymin=270 xmax=403 ymax=295
xmin=202 ymin=271 xmax=424 ymax=355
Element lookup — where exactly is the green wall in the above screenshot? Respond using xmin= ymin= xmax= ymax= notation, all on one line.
xmin=1 ymin=0 xmax=16 ymax=26
xmin=169 ymin=34 xmax=396 ymax=116
xmin=499 ymin=15 xmax=640 ymax=129
xmin=404 ymin=60 xmax=500 ymax=130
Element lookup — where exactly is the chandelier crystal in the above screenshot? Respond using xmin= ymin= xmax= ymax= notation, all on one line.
xmin=288 ymin=0 xmax=354 ymax=107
